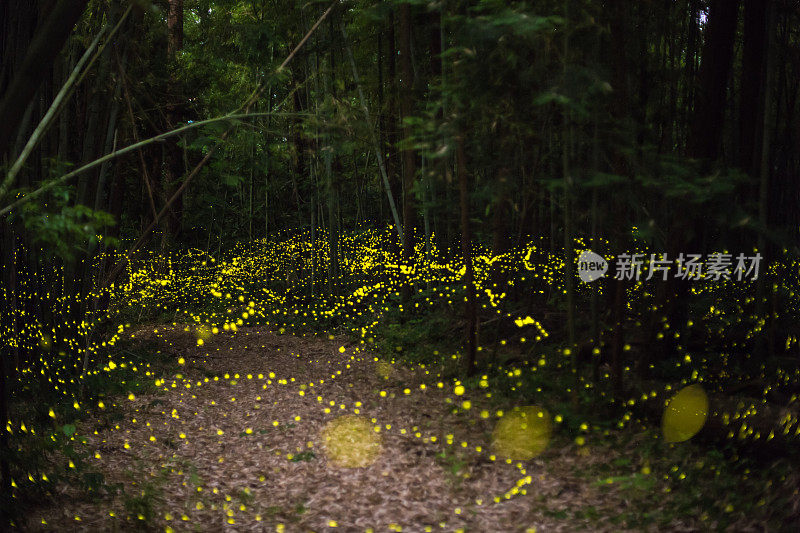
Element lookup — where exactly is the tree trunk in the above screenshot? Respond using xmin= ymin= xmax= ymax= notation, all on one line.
xmin=755 ymin=1 xmax=776 ymax=356
xmin=688 ymin=0 xmax=739 ymax=162
xmin=0 ymin=219 xmax=16 ymax=510
xmin=323 ymin=44 xmax=339 ymax=296
xmin=457 ymin=135 xmax=477 ymax=376
xmin=385 ymin=10 xmax=402 ymax=246
xmin=739 ymin=0 xmax=769 ymax=177
xmin=683 ymin=0 xmax=700 ymax=149
xmin=605 ymin=0 xmax=632 ymax=397
xmin=342 ymin=23 xmax=402 ymax=243
xmin=167 ymin=0 xmax=184 ymax=58
xmin=491 ymin=167 xmax=510 ymax=254
xmin=326 ymin=141 xmax=338 ymax=296
xmin=399 ymin=2 xmax=417 ymax=267
xmin=291 ymin=77 xmax=306 ymax=211
xmin=265 ymin=45 xmax=274 ymax=239
xmin=562 ymin=0 xmax=576 ymax=404
xmin=163 ymin=0 xmax=186 ymax=249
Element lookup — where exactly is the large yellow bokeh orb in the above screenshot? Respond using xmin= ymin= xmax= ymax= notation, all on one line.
xmin=491 ymin=406 xmax=552 ymax=460
xmin=321 ymin=415 xmax=383 ymax=467
xmin=197 ymin=325 xmax=212 ymax=341
xmin=375 ymin=360 xmax=393 ymax=379
xmin=662 ymin=384 xmax=709 ymax=443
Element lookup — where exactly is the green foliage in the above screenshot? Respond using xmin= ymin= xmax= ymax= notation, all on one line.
xmin=289 ymin=450 xmax=316 ymax=462
xmin=121 ymin=465 xmax=169 ymax=527
xmin=11 ymin=185 xmax=118 ymax=260
xmin=435 ymin=447 xmax=469 ymax=488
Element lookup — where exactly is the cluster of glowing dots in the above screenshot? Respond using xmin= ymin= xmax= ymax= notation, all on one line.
xmin=3 ymin=228 xmax=797 ymax=529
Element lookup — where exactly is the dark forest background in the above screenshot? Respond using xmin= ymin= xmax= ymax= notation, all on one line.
xmin=3 ymin=0 xmax=798 ymax=268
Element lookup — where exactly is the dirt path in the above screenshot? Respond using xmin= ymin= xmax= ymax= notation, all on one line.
xmin=29 ymin=326 xmax=646 ymax=532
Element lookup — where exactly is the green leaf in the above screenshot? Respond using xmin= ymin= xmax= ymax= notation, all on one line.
xmin=222 ymin=174 xmax=242 ymax=187
xmin=532 ymin=91 xmax=570 ymax=107
xmin=583 ymin=172 xmax=628 ymax=188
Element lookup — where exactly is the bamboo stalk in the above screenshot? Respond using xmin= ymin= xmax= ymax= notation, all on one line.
xmin=0 ymin=5 xmax=133 ymax=202
xmin=341 ymin=23 xmax=404 ymax=245
xmin=0 ymin=112 xmax=278 ymax=217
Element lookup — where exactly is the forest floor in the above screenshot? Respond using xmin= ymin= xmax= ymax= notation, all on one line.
xmin=26 ymin=326 xmax=728 ymax=532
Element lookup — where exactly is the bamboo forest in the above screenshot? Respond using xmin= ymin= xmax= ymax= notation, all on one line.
xmin=2 ymin=0 xmax=800 ymax=531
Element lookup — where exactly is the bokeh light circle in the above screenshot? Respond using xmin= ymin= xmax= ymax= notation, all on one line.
xmin=321 ymin=415 xmax=383 ymax=467
xmin=662 ymin=384 xmax=709 ymax=443
xmin=491 ymin=405 xmax=552 ymax=460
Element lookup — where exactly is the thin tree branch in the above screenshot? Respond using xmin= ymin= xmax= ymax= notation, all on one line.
xmin=0 ymin=112 xmax=277 ymax=217
xmin=0 ymin=0 xmax=89 ymax=156
xmin=101 ymin=131 xmax=228 ymax=286
xmin=237 ymin=0 xmax=339 ymax=115
xmin=0 ymin=5 xmax=133 ymax=202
